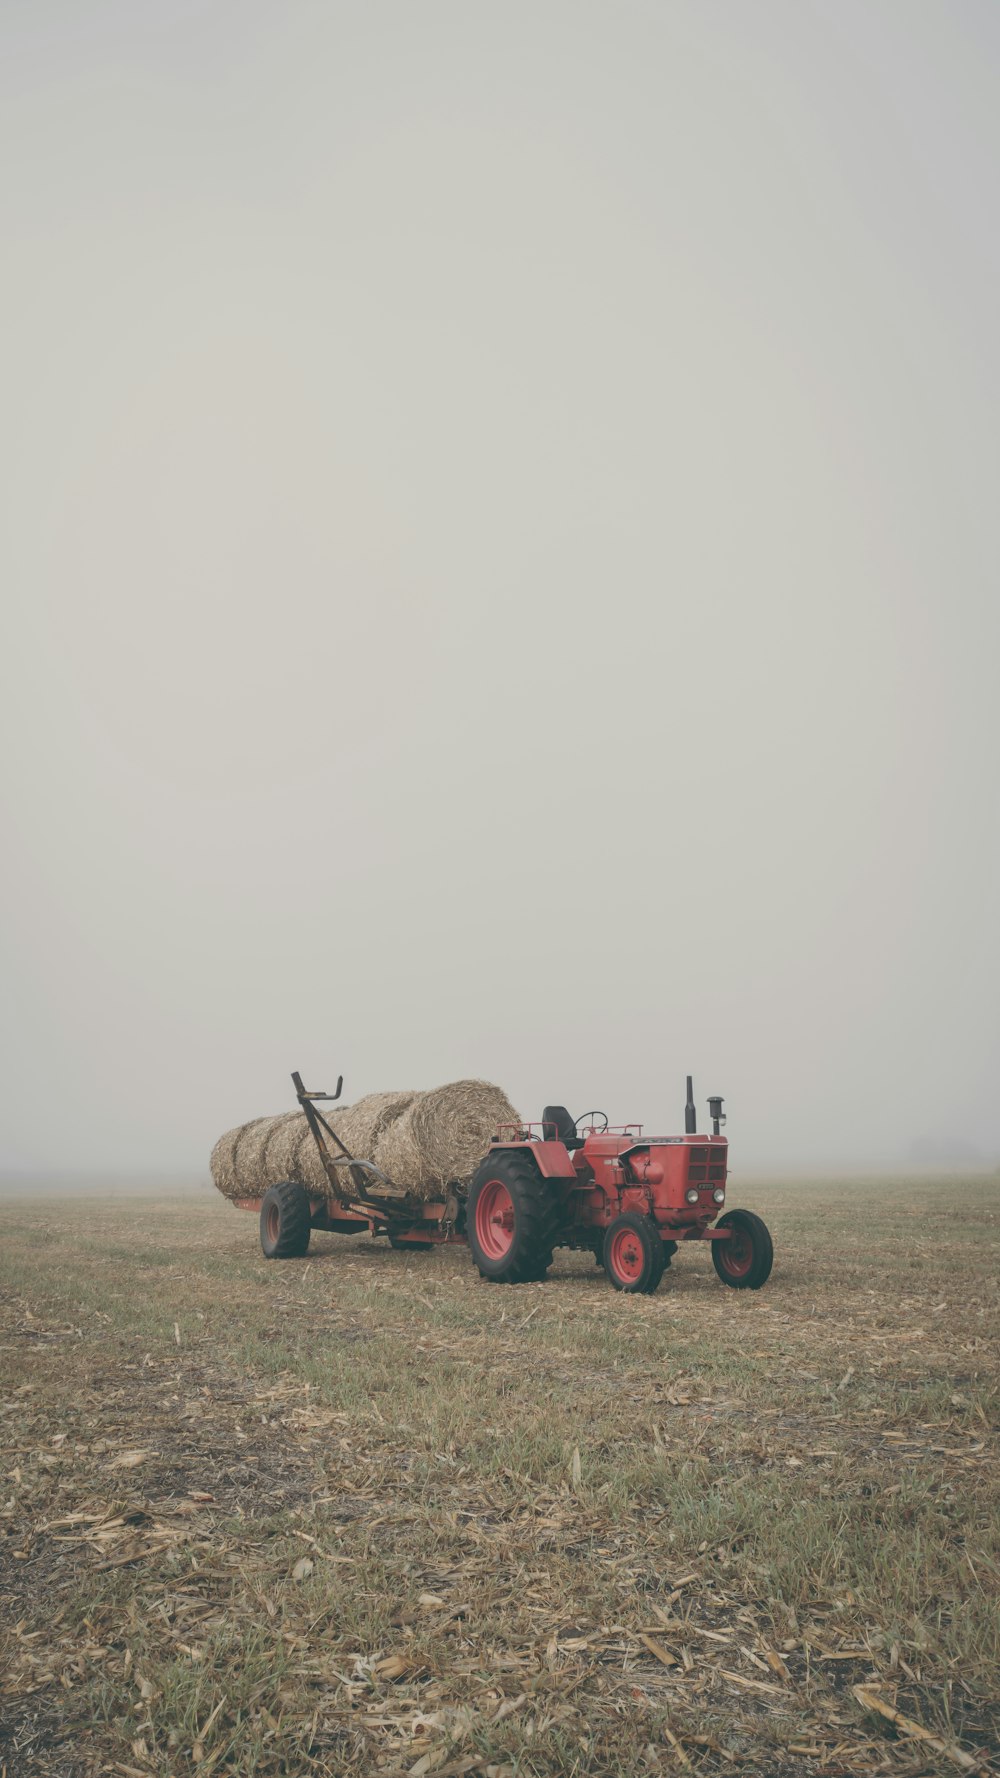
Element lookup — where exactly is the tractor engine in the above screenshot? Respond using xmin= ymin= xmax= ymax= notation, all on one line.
xmin=569 ymin=1130 xmax=727 ymax=1233
xmin=622 ymin=1136 xmax=728 ymax=1227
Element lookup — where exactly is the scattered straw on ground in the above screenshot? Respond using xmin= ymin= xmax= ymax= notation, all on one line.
xmin=1 ymin=1175 xmax=997 ymax=1778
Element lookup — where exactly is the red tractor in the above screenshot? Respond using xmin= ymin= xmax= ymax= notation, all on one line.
xmin=247 ymin=1074 xmax=773 ymax=1294
xmin=465 ymin=1080 xmax=772 ymax=1293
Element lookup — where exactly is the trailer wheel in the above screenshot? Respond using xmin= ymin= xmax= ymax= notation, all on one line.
xmin=603 ymin=1214 xmax=666 ymax=1294
xmin=711 ymin=1209 xmax=772 ymax=1290
xmin=260 ymin=1181 xmax=311 ymax=1260
xmin=467 ymin=1151 xmax=558 ymax=1283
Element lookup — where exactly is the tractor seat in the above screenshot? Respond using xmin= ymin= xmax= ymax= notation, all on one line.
xmin=541 ymin=1105 xmax=585 ymax=1151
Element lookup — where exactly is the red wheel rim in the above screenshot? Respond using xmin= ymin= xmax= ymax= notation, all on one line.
xmin=609 ymin=1227 xmax=646 ymax=1284
xmin=266 ymin=1205 xmax=281 ymax=1243
xmin=475 ymin=1179 xmax=516 ymax=1260
xmin=717 ymin=1224 xmax=753 ymax=1278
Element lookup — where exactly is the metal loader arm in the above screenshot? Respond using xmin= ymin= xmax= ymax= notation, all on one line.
xmin=291 ymin=1071 xmax=398 ymax=1211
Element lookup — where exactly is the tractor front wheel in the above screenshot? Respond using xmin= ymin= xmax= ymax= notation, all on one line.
xmin=467 ymin=1151 xmax=558 ymax=1284
xmin=711 ymin=1209 xmax=773 ymax=1289
xmin=260 ymin=1181 xmax=311 ymax=1260
xmin=603 ymin=1214 xmax=666 ymax=1294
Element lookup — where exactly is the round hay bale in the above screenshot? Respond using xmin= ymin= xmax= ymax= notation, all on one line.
xmin=237 ymin=1111 xmax=321 ymax=1195
xmin=209 ymin=1116 xmax=272 ymax=1201
xmin=266 ymin=1104 xmax=358 ymax=1195
xmin=326 ymin=1091 xmax=417 ymax=1197
xmin=373 ymin=1080 xmax=521 ymax=1199
xmin=209 ymin=1124 xmax=243 ymax=1198
xmin=209 ymin=1108 xmax=344 ymax=1200
xmin=263 ymin=1111 xmax=318 ymax=1187
xmin=260 ymin=1110 xmax=303 ymax=1175
xmin=298 ymin=1116 xmax=334 ymax=1193
xmin=210 ymin=1083 xmax=519 ymax=1206
xmin=232 ymin=1115 xmax=289 ymax=1194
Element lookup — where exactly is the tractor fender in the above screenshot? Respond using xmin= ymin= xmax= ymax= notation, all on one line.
xmin=487 ymin=1140 xmax=577 ymax=1180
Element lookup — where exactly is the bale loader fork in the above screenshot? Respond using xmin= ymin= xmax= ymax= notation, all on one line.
xmin=292 ymin=1070 xmax=398 ymax=1215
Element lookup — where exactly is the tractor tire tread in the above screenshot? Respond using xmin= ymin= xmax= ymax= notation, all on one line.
xmin=260 ymin=1180 xmax=312 ymax=1260
xmin=604 ymin=1211 xmax=667 ymax=1294
xmin=467 ymin=1150 xmax=561 ymax=1284
xmin=711 ymin=1208 xmax=773 ymax=1290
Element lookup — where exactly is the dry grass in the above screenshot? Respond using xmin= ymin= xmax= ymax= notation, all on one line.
xmin=0 ymin=1176 xmax=997 ymax=1778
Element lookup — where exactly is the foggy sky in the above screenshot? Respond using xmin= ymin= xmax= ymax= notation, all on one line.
xmin=2 ymin=2 xmax=998 ymax=1176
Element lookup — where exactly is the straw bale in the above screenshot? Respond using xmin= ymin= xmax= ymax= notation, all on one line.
xmin=335 ymin=1091 xmax=416 ymax=1157
xmin=209 ymin=1117 xmax=272 ymax=1199
xmin=209 ymin=1109 xmax=340 ymax=1200
xmin=209 ymin=1128 xmax=240 ymax=1198
xmin=210 ymin=1082 xmax=518 ymax=1206
xmin=374 ymin=1079 xmax=520 ymax=1199
xmin=324 ymin=1091 xmax=416 ymax=1196
xmin=297 ymin=1121 xmax=332 ymax=1193
xmin=267 ymin=1105 xmax=357 ymax=1195
xmin=265 ymin=1112 xmax=328 ymax=1192
xmin=234 ymin=1115 xmax=288 ymax=1185
xmin=207 ymin=1096 xmax=414 ymax=1201
xmin=266 ymin=1112 xmax=313 ymax=1186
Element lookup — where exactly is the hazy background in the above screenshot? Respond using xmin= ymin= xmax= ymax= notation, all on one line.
xmin=2 ymin=1 xmax=998 ymax=1181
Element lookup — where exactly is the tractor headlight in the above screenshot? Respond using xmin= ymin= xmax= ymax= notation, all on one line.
xmin=713 ymin=1187 xmax=725 ymax=1203
xmin=685 ymin=1188 xmax=699 ymax=1204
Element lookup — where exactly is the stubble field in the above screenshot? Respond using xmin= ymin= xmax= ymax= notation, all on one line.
xmin=1 ymin=1177 xmax=997 ymax=1778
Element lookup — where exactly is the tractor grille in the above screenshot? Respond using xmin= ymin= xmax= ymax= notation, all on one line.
xmin=688 ymin=1147 xmax=727 ymax=1185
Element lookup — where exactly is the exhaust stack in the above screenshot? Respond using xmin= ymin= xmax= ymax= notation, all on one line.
xmin=684 ymin=1075 xmax=697 ymax=1134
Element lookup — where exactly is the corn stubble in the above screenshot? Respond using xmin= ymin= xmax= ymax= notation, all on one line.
xmin=0 ymin=1175 xmax=997 ymax=1777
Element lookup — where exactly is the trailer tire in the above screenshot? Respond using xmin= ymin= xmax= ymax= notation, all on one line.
xmin=711 ymin=1209 xmax=772 ymax=1289
xmin=604 ymin=1214 xmax=666 ymax=1294
xmin=467 ymin=1151 xmax=559 ymax=1284
xmin=260 ymin=1182 xmax=312 ymax=1260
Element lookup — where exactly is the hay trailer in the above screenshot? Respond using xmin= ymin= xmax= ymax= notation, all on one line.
xmin=244 ymin=1073 xmax=774 ymax=1294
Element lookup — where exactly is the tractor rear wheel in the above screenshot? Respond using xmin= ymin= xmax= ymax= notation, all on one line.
xmin=260 ymin=1181 xmax=311 ymax=1260
xmin=603 ymin=1214 xmax=666 ymax=1294
xmin=711 ymin=1209 xmax=773 ymax=1289
xmin=467 ymin=1151 xmax=559 ymax=1284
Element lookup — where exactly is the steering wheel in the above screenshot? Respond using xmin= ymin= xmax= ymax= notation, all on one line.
xmin=574 ymin=1109 xmax=609 ymax=1133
